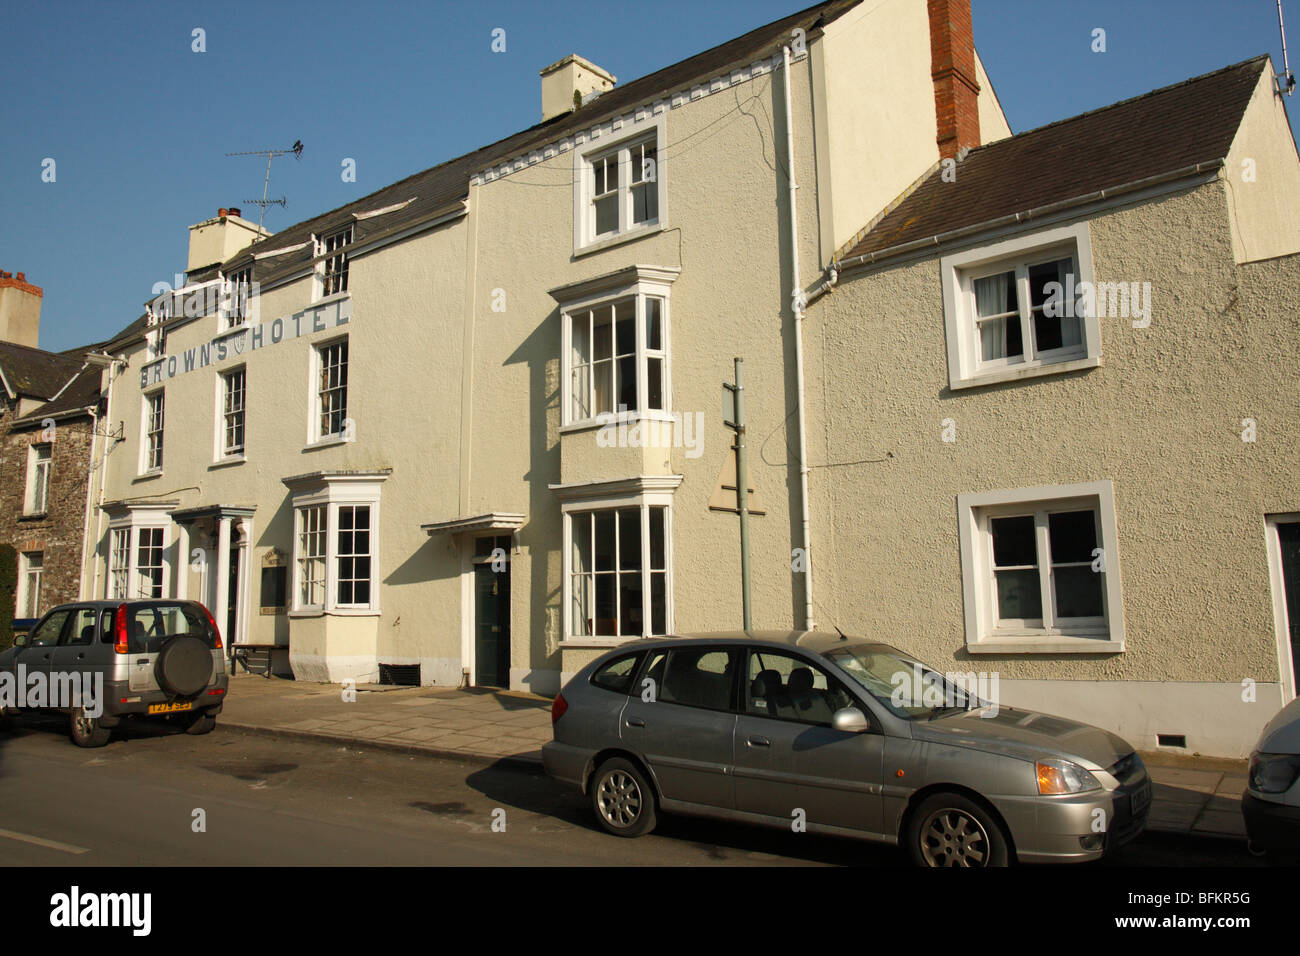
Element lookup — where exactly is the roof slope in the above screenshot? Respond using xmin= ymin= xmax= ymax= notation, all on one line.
xmin=842 ymin=55 xmax=1269 ymax=262
xmin=222 ymin=0 xmax=861 ymax=288
xmin=13 ymin=363 xmax=102 ymax=425
xmin=0 ymin=340 xmax=85 ymax=401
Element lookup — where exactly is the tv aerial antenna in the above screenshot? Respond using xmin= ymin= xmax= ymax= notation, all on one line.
xmin=225 ymin=140 xmax=304 ymax=234
xmin=1281 ymin=0 xmax=1296 ymax=95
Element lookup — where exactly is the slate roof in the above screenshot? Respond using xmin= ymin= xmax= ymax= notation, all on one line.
xmin=840 ymin=55 xmax=1271 ymax=263
xmin=12 ymin=363 xmax=103 ymax=425
xmin=0 ymin=340 xmax=85 ymax=401
xmin=218 ymin=0 xmax=862 ymax=289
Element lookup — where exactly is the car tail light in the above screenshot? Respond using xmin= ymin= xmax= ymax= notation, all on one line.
xmin=201 ymin=603 xmax=223 ymax=649
xmin=551 ymin=691 xmax=568 ymax=725
xmin=113 ymin=603 xmax=129 ymax=654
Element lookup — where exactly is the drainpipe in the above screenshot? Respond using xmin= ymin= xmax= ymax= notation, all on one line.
xmin=783 ymin=43 xmax=815 ymax=632
xmin=89 ymin=355 xmax=120 ymax=599
xmin=78 ymin=399 xmax=99 ymax=600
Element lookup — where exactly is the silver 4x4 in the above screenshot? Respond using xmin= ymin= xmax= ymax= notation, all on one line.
xmin=0 ymin=600 xmax=229 ymax=747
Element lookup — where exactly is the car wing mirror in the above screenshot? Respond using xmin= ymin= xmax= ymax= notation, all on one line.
xmin=832 ymin=707 xmax=870 ymax=733
xmin=12 ymin=633 xmax=29 ymax=648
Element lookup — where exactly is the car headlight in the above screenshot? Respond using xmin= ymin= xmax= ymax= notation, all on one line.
xmin=1248 ymin=752 xmax=1300 ymax=794
xmin=1036 ymin=758 xmax=1102 ymax=795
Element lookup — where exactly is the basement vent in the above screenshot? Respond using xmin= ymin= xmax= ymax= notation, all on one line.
xmin=1156 ymin=733 xmax=1187 ymax=748
xmin=379 ymin=663 xmax=421 ymax=687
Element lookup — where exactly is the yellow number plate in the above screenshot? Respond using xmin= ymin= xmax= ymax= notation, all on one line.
xmin=147 ymin=701 xmax=193 ymax=714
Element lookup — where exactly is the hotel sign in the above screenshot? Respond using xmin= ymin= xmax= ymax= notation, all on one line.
xmin=140 ymin=298 xmax=351 ymax=388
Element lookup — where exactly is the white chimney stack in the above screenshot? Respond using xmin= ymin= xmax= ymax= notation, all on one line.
xmin=540 ymin=55 xmax=616 ymax=121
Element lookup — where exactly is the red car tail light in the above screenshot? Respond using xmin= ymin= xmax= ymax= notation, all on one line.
xmin=201 ymin=603 xmax=223 ymax=649
xmin=551 ymin=692 xmax=568 ymax=725
xmin=113 ymin=603 xmax=129 ymax=654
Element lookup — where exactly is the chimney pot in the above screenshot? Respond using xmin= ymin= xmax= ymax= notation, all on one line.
xmin=228 ymin=206 xmax=241 ymax=218
xmin=218 ymin=207 xmax=229 ymax=219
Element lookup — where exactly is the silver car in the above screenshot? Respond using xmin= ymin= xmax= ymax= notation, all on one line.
xmin=543 ymin=631 xmax=1151 ymax=866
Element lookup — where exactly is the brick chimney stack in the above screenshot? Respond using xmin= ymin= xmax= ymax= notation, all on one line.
xmin=927 ymin=0 xmax=981 ymax=160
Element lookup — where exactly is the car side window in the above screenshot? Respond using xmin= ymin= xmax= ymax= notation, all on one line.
xmin=643 ymin=648 xmax=737 ymax=712
xmin=745 ymin=649 xmax=857 ymax=727
xmin=61 ymin=608 xmax=98 ymax=646
xmin=28 ymin=609 xmax=72 ymax=647
xmin=99 ymin=608 xmax=116 ymax=642
xmin=591 ymin=651 xmax=643 ymax=695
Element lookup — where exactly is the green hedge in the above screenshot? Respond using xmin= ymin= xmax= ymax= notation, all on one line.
xmin=0 ymin=544 xmax=16 ymax=650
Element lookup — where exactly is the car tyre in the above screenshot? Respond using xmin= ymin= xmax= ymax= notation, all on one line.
xmin=183 ymin=711 xmax=217 ymax=735
xmin=907 ymin=792 xmax=1010 ymax=867
xmin=69 ymin=706 xmax=111 ymax=748
xmin=590 ymin=757 xmax=657 ymax=838
xmin=0 ymin=707 xmax=16 ymax=733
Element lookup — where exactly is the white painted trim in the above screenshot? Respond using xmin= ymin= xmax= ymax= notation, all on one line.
xmin=1264 ymin=514 xmax=1300 ymax=702
xmin=957 ymin=479 xmax=1125 ymax=653
xmin=941 ymin=222 xmax=1101 ymax=390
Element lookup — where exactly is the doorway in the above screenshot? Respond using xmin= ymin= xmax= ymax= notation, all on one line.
xmin=472 ymin=535 xmax=511 ymax=688
xmin=1272 ymin=519 xmax=1300 ymax=697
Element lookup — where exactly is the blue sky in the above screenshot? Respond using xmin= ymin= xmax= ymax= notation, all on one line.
xmin=2 ymin=0 xmax=1296 ymax=352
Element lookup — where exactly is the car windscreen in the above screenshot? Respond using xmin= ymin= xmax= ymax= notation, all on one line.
xmin=125 ymin=604 xmax=214 ymax=653
xmin=821 ymin=644 xmax=984 ymax=720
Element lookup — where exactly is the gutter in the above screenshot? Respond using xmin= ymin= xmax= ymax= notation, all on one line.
xmin=832 ymin=160 xmax=1226 ymax=277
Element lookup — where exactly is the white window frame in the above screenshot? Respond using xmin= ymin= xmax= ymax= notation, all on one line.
xmin=557 ymin=266 xmax=677 ymax=429
xmin=223 ymin=265 xmax=253 ymax=329
xmin=287 ymin=475 xmax=385 ymax=616
xmin=573 ymin=115 xmax=667 ymax=253
xmin=557 ymin=479 xmax=678 ymax=646
xmin=941 ymin=222 xmax=1102 ymax=390
xmin=140 ymin=389 xmax=165 ymax=474
xmin=216 ymin=366 xmax=247 ymax=460
xmin=17 ymin=551 xmax=42 ymax=619
xmin=958 ymin=479 xmax=1124 ymax=654
xmin=105 ymin=508 xmax=173 ymax=600
xmin=24 ymin=443 xmax=51 ymax=515
xmin=1264 ymin=513 xmax=1300 ymax=703
xmin=315 ymin=224 xmax=353 ymax=300
xmin=309 ymin=337 xmax=350 ymax=445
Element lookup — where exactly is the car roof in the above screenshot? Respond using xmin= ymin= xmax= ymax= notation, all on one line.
xmin=633 ymin=630 xmax=904 ymax=656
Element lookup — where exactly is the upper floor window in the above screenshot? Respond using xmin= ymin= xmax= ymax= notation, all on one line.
xmin=221 ymin=367 xmax=247 ymax=457
xmin=225 ymin=265 xmax=252 ymax=328
xmin=25 ymin=443 xmax=51 ymax=515
xmin=575 ymin=125 xmax=665 ymax=250
xmin=319 ymin=225 xmax=353 ymax=297
xmin=554 ymin=265 xmax=677 ymax=428
xmin=941 ymin=223 xmax=1102 ymax=390
xmin=313 ymin=339 xmax=349 ymax=442
xmin=143 ymin=390 xmax=165 ymax=472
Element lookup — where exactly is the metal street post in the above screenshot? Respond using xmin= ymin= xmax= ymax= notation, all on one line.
xmin=723 ymin=358 xmax=753 ymax=630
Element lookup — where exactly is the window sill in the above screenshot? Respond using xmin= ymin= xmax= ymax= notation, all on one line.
xmin=289 ymin=608 xmax=380 ymax=619
xmin=209 ymin=455 xmax=246 ymax=470
xmin=303 ymin=436 xmax=350 ymax=452
xmin=559 ymin=636 xmax=652 ymax=649
xmin=133 ymin=470 xmax=163 ymax=483
xmin=951 ymin=355 xmax=1100 ymax=391
xmin=312 ymin=291 xmax=351 ymax=309
xmin=573 ymin=222 xmax=662 ymax=259
xmin=560 ymin=410 xmax=678 ymax=435
xmin=18 ymin=512 xmax=47 ymax=522
xmin=965 ymin=634 xmax=1123 ymax=655
xmin=212 ymin=322 xmax=253 ymax=342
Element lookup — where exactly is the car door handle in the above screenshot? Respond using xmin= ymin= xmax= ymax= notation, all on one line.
xmin=626 ymin=717 xmax=645 ymax=728
xmin=747 ymin=735 xmax=771 ymax=748
xmin=75 ymin=652 xmax=86 ymax=660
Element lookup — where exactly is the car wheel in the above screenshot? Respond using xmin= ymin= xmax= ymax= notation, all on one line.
xmin=590 ymin=757 xmax=657 ymax=838
xmin=69 ymin=706 xmax=112 ymax=748
xmin=0 ymin=707 xmax=16 ymax=733
xmin=908 ymin=792 xmax=1010 ymax=867
xmin=183 ymin=712 xmax=216 ymax=735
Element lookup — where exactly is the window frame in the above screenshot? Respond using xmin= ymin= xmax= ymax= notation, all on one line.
xmin=286 ymin=475 xmax=385 ymax=616
xmin=957 ymin=480 xmax=1124 ymax=654
xmin=941 ymin=222 xmax=1102 ymax=390
xmin=105 ymin=514 xmax=172 ymax=600
xmin=557 ymin=269 xmax=675 ymax=429
xmin=17 ymin=551 xmax=43 ymax=619
xmin=141 ymin=389 xmax=165 ymax=474
xmin=573 ymin=117 xmax=667 ymax=253
xmin=217 ymin=366 xmax=247 ymax=460
xmin=310 ymin=337 xmax=350 ymax=444
xmin=316 ymin=224 xmax=353 ymax=300
xmin=24 ymin=442 xmax=52 ymax=515
xmin=223 ymin=265 xmax=253 ymax=329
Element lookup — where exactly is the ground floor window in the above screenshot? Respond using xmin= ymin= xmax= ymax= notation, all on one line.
xmin=18 ymin=552 xmax=42 ymax=618
xmin=284 ymin=474 xmax=385 ymax=615
xmin=107 ymin=522 xmax=170 ymax=600
xmin=567 ymin=503 xmax=670 ymax=639
xmin=136 ymin=527 xmax=165 ymax=598
xmin=296 ymin=505 xmax=327 ymax=609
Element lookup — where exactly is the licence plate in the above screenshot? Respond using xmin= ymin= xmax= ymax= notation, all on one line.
xmin=1131 ymin=784 xmax=1152 ymax=814
xmin=147 ymin=701 xmax=193 ymax=714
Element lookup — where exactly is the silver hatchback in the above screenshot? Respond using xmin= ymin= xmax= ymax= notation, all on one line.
xmin=543 ymin=631 xmax=1150 ymax=865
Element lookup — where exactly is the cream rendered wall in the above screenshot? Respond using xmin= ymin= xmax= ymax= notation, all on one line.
xmin=805 ymin=180 xmax=1300 ymax=756
xmin=90 ymin=221 xmax=469 ymax=686
xmin=469 ymin=52 xmax=830 ymax=692
xmin=815 ymin=0 xmax=1010 ymax=256
xmin=1224 ymin=66 xmax=1300 ymax=264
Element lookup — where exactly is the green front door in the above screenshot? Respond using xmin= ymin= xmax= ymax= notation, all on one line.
xmin=474 ymin=556 xmax=510 ymax=688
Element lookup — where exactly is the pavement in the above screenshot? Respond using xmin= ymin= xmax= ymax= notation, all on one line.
xmin=219 ymin=673 xmax=1252 ymax=843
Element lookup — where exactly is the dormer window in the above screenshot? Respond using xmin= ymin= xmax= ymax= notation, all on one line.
xmin=318 ymin=225 xmax=353 ymax=298
xmin=225 ymin=265 xmax=252 ymax=328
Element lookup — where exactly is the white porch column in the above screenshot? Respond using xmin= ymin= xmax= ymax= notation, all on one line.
xmin=215 ymin=516 xmax=232 ymax=645
xmin=174 ymin=522 xmax=190 ymax=600
xmin=235 ymin=517 xmax=253 ymax=647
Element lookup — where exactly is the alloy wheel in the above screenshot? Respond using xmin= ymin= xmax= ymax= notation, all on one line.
xmin=596 ymin=770 xmax=642 ymax=829
xmin=919 ymin=807 xmax=991 ymax=867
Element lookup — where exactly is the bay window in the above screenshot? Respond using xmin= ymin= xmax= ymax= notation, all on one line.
xmin=284 ymin=472 xmax=386 ymax=615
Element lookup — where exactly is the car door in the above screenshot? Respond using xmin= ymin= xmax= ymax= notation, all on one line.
xmin=732 ymin=647 xmax=886 ymax=835
xmin=619 ymin=646 xmax=739 ymax=811
xmin=16 ymin=607 xmax=73 ymax=692
xmin=49 ymin=607 xmax=100 ymax=709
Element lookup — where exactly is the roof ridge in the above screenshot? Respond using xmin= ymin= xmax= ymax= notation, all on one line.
xmin=962 ymin=54 xmax=1270 ymax=159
